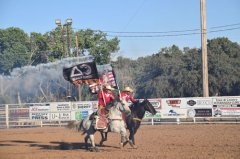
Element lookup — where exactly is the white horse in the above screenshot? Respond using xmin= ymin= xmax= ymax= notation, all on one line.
xmin=67 ymin=99 xmax=133 ymax=151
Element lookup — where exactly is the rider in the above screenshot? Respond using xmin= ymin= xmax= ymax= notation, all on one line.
xmin=120 ymin=86 xmax=138 ymax=106
xmin=97 ymin=84 xmax=115 ymax=116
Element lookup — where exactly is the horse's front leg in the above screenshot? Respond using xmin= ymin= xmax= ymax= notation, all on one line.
xmin=84 ymin=135 xmax=90 ymax=150
xmin=99 ymin=132 xmax=108 ymax=146
xmin=89 ymin=134 xmax=99 ymax=152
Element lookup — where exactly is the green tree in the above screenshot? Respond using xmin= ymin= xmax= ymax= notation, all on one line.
xmin=0 ymin=27 xmax=30 ymax=75
xmin=30 ymin=32 xmax=50 ymax=65
xmin=76 ymin=29 xmax=120 ymax=64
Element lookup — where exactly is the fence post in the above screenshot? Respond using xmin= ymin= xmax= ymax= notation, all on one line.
xmin=177 ymin=118 xmax=180 ymax=125
xmin=151 ymin=118 xmax=154 ymax=125
xmin=193 ymin=118 xmax=196 ymax=123
xmin=5 ymin=105 xmax=9 ymax=129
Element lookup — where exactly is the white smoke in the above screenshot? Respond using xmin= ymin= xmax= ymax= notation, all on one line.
xmin=0 ymin=56 xmax=94 ymax=104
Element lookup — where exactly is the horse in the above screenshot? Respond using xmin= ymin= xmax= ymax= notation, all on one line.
xmin=100 ymin=99 xmax=157 ymax=148
xmin=67 ymin=98 xmax=134 ymax=151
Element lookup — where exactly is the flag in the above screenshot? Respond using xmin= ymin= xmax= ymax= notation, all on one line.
xmin=63 ymin=61 xmax=118 ymax=94
xmin=63 ymin=61 xmax=99 ymax=86
xmin=88 ymin=64 xmax=118 ymax=94
xmin=97 ymin=64 xmax=117 ymax=88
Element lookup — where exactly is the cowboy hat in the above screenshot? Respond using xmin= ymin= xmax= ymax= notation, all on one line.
xmin=104 ymin=85 xmax=114 ymax=90
xmin=123 ymin=87 xmax=133 ymax=92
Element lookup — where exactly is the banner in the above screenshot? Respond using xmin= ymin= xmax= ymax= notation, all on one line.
xmin=63 ymin=60 xmax=99 ymax=85
xmin=89 ymin=64 xmax=117 ymax=93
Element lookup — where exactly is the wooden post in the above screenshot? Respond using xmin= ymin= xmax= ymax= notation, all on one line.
xmin=5 ymin=105 xmax=9 ymax=128
xmin=200 ymin=0 xmax=209 ymax=97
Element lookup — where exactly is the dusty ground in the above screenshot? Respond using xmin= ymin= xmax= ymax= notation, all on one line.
xmin=0 ymin=124 xmax=240 ymax=159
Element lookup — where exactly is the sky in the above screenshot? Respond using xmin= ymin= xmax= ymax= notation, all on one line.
xmin=0 ymin=0 xmax=240 ymax=59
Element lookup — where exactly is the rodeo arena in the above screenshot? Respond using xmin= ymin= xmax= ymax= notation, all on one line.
xmin=0 ymin=56 xmax=240 ymax=159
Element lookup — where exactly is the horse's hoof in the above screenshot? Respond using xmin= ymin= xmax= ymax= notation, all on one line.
xmin=128 ymin=141 xmax=137 ymax=149
xmin=90 ymin=147 xmax=99 ymax=152
xmin=123 ymin=141 xmax=128 ymax=147
xmin=119 ymin=143 xmax=124 ymax=149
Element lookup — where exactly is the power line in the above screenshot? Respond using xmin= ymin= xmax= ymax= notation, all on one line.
xmin=99 ymin=22 xmax=240 ymax=34
xmin=106 ymin=26 xmax=240 ymax=38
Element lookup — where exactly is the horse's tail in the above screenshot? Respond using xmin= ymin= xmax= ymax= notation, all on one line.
xmin=66 ymin=120 xmax=82 ymax=131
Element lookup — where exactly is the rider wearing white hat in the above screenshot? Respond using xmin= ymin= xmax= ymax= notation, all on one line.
xmin=120 ymin=86 xmax=137 ymax=104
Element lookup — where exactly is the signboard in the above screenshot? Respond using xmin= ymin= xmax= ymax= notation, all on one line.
xmin=145 ymin=110 xmax=161 ymax=118
xmin=186 ymin=98 xmax=212 ymax=108
xmin=213 ymin=97 xmax=240 ymax=117
xmin=71 ymin=101 xmax=93 ymax=110
xmin=187 ymin=108 xmax=212 ymax=117
xmin=50 ymin=102 xmax=71 ymax=111
xmin=162 ymin=98 xmax=187 ymax=109
xmin=161 ymin=108 xmax=187 ymax=118
xmin=73 ymin=111 xmax=90 ymax=120
xmin=9 ymin=108 xmax=29 ymax=118
xmin=50 ymin=112 xmax=71 ymax=120
xmin=30 ymin=105 xmax=50 ymax=120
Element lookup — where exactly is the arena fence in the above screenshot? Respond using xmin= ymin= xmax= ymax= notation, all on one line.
xmin=0 ymin=96 xmax=240 ymax=129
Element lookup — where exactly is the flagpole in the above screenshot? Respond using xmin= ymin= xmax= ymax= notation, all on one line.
xmin=99 ymin=79 xmax=106 ymax=106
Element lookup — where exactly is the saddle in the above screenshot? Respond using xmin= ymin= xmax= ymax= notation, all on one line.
xmin=90 ymin=109 xmax=109 ymax=130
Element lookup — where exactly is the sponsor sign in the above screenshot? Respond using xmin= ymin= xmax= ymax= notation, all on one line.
xmin=50 ymin=112 xmax=71 ymax=120
xmin=213 ymin=107 xmax=240 ymax=117
xmin=50 ymin=102 xmax=71 ymax=111
xmin=74 ymin=111 xmax=90 ymax=120
xmin=186 ymin=98 xmax=212 ymax=108
xmin=187 ymin=108 xmax=212 ymax=117
xmin=31 ymin=112 xmax=49 ymax=120
xmin=30 ymin=105 xmax=50 ymax=120
xmin=145 ymin=110 xmax=161 ymax=118
xmin=30 ymin=105 xmax=50 ymax=112
xmin=213 ymin=97 xmax=240 ymax=117
xmin=9 ymin=108 xmax=29 ymax=118
xmin=161 ymin=108 xmax=187 ymax=118
xmin=213 ymin=97 xmax=240 ymax=107
xmin=162 ymin=98 xmax=187 ymax=109
xmin=71 ymin=101 xmax=93 ymax=110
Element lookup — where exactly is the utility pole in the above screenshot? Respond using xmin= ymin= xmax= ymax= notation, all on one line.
xmin=200 ymin=0 xmax=209 ymax=97
xmin=75 ymin=32 xmax=82 ymax=100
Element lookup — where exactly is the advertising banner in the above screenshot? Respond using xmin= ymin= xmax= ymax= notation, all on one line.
xmin=213 ymin=97 xmax=240 ymax=117
xmin=71 ymin=110 xmax=93 ymax=120
xmin=186 ymin=98 xmax=213 ymax=117
xmin=50 ymin=102 xmax=71 ymax=111
xmin=29 ymin=104 xmax=50 ymax=120
xmin=9 ymin=108 xmax=29 ymax=118
xmin=162 ymin=98 xmax=187 ymax=109
xmin=71 ymin=101 xmax=94 ymax=110
xmin=160 ymin=98 xmax=187 ymax=118
xmin=187 ymin=108 xmax=212 ymax=117
xmin=186 ymin=97 xmax=212 ymax=108
xmin=50 ymin=112 xmax=71 ymax=120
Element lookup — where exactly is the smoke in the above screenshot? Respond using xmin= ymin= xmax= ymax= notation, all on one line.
xmin=0 ymin=56 xmax=94 ymax=104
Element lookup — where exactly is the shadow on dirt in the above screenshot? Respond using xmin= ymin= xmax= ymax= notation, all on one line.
xmin=0 ymin=140 xmax=121 ymax=151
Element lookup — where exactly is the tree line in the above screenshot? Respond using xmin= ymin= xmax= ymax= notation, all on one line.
xmin=0 ymin=27 xmax=239 ymax=103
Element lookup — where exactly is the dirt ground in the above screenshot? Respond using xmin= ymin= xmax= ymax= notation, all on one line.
xmin=0 ymin=124 xmax=239 ymax=159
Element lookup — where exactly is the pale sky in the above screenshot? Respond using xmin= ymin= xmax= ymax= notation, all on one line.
xmin=1 ymin=0 xmax=239 ymax=59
